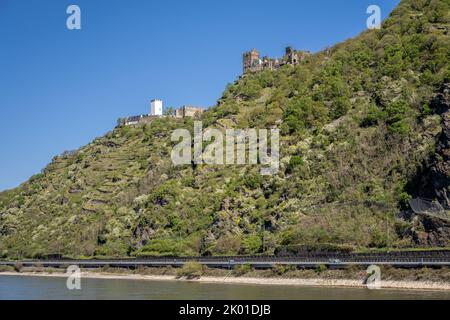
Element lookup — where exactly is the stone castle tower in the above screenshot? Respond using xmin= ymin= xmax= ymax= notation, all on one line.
xmin=243 ymin=49 xmax=260 ymax=74
xmin=285 ymin=46 xmax=298 ymax=64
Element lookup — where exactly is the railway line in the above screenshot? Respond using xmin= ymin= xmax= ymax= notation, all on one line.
xmin=1 ymin=250 xmax=449 ymax=269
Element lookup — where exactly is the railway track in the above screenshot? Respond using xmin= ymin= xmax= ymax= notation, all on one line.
xmin=1 ymin=250 xmax=449 ymax=268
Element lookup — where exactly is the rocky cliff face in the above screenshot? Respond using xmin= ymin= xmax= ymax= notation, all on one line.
xmin=409 ymin=214 xmax=450 ymax=246
xmin=430 ymin=83 xmax=450 ymax=208
xmin=402 ymin=84 xmax=450 ymax=246
xmin=406 ymin=84 xmax=450 ymax=206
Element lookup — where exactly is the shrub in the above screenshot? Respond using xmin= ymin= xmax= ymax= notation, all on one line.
xmin=233 ymin=263 xmax=253 ymax=277
xmin=149 ymin=182 xmax=178 ymax=206
xmin=388 ymin=119 xmax=411 ymax=135
xmin=331 ymin=97 xmax=351 ymax=119
xmin=272 ymin=264 xmax=295 ymax=276
xmin=237 ymin=78 xmax=263 ymax=100
xmin=29 ymin=173 xmax=44 ymax=183
xmin=14 ymin=262 xmax=23 ymax=273
xmin=361 ymin=105 xmax=386 ymax=127
xmin=256 ymin=70 xmax=275 ymax=88
xmin=213 ymin=235 xmax=241 ymax=255
xmin=421 ymin=103 xmax=431 ymax=116
xmin=243 ymin=173 xmax=262 ymax=189
xmin=283 ymin=97 xmax=328 ymax=133
xmin=241 ymin=235 xmax=262 ymax=254
xmin=385 ymin=100 xmax=412 ymax=135
xmin=315 ymin=264 xmax=327 ymax=274
xmin=135 ymin=239 xmax=183 ymax=257
xmin=381 ymin=44 xmax=404 ymax=78
xmin=0 ymin=266 xmax=14 ymax=272
xmin=286 ymin=156 xmax=304 ymax=174
xmin=176 ymin=261 xmax=203 ymax=279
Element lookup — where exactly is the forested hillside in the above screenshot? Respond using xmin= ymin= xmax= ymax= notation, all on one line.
xmin=0 ymin=0 xmax=449 ymax=258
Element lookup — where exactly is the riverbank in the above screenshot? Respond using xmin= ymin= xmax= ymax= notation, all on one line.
xmin=1 ymin=270 xmax=450 ymax=291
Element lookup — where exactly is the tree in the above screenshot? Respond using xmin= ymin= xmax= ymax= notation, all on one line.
xmin=385 ymin=100 xmax=412 ymax=135
xmin=164 ymin=107 xmax=174 ymax=116
xmin=117 ymin=118 xmax=126 ymax=126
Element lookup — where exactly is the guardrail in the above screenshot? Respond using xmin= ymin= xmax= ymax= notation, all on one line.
xmin=1 ymin=250 xmax=449 ymax=268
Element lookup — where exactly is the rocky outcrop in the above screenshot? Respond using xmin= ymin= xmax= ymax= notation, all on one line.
xmin=133 ymin=225 xmax=156 ymax=248
xmin=429 ymin=83 xmax=450 ymax=208
xmin=409 ymin=214 xmax=450 ymax=246
xmin=406 ymin=84 xmax=450 ymax=208
xmin=401 ymin=84 xmax=450 ymax=246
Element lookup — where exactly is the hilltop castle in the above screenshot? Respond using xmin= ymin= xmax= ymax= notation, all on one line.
xmin=121 ymin=100 xmax=204 ymax=126
xmin=243 ymin=46 xmax=311 ymax=74
xmin=120 ymin=47 xmax=308 ymax=126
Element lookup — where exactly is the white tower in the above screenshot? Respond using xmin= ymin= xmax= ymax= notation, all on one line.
xmin=150 ymin=99 xmax=163 ymax=116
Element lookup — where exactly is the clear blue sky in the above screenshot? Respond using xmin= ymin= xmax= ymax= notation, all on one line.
xmin=0 ymin=0 xmax=400 ymax=191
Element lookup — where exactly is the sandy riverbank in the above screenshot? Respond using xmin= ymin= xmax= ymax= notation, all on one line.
xmin=1 ymin=271 xmax=450 ymax=291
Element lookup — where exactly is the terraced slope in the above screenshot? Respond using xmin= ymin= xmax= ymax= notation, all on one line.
xmin=0 ymin=0 xmax=449 ymax=258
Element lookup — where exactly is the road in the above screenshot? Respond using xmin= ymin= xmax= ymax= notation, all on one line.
xmin=1 ymin=250 xmax=450 ymax=268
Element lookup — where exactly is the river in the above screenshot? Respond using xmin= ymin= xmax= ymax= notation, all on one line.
xmin=0 ymin=275 xmax=449 ymax=300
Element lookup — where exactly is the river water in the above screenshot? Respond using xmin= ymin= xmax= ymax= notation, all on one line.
xmin=0 ymin=275 xmax=449 ymax=300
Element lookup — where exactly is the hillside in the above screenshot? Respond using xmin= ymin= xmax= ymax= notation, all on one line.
xmin=0 ymin=0 xmax=449 ymax=259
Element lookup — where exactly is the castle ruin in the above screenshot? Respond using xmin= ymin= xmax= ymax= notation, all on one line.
xmin=243 ymin=46 xmax=311 ymax=74
xmin=175 ymin=105 xmax=204 ymax=119
xmin=120 ymin=47 xmax=308 ymax=126
xmin=121 ymin=100 xmax=204 ymax=126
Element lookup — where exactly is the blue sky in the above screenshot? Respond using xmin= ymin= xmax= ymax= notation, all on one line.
xmin=0 ymin=0 xmax=400 ymax=191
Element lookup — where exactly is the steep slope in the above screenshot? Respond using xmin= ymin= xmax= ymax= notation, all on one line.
xmin=1 ymin=0 xmax=449 ymax=258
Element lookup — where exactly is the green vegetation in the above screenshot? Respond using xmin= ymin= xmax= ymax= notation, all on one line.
xmin=176 ymin=261 xmax=204 ymax=279
xmin=233 ymin=263 xmax=253 ymax=276
xmin=315 ymin=264 xmax=328 ymax=274
xmin=0 ymin=0 xmax=449 ymax=259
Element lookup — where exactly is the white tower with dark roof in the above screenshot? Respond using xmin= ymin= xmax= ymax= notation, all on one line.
xmin=150 ymin=99 xmax=163 ymax=116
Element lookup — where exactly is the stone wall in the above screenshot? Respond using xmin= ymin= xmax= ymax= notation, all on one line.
xmin=175 ymin=105 xmax=204 ymax=118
